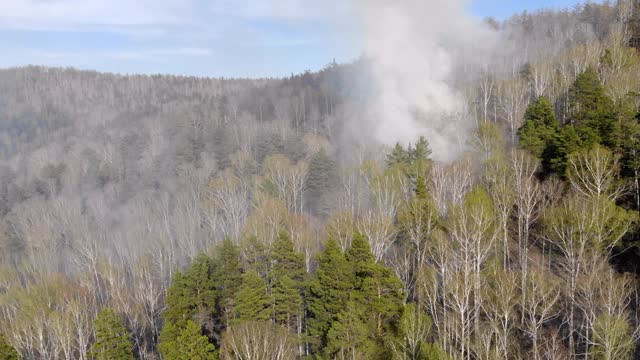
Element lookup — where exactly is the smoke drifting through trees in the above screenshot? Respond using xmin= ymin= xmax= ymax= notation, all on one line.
xmin=351 ymin=0 xmax=497 ymax=161
xmin=0 ymin=1 xmax=638 ymax=359
xmin=348 ymin=0 xmax=611 ymax=162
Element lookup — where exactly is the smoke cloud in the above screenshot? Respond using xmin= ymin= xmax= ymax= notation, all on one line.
xmin=351 ymin=0 xmax=498 ymax=161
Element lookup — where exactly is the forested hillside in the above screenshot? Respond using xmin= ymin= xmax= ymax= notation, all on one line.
xmin=0 ymin=1 xmax=639 ymax=359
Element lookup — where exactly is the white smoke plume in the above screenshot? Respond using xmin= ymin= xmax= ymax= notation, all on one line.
xmin=350 ymin=0 xmax=498 ymax=161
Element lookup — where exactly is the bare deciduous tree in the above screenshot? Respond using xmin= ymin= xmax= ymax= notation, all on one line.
xmin=220 ymin=321 xmax=296 ymax=360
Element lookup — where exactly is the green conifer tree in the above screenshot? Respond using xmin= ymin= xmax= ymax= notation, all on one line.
xmin=272 ymin=231 xmax=306 ymax=281
xmin=620 ymin=112 xmax=640 ymax=213
xmin=271 ymin=231 xmax=305 ymax=330
xmin=160 ymin=254 xmax=217 ymax=346
xmin=410 ymin=136 xmax=433 ymax=163
xmin=517 ymin=96 xmax=560 ymax=159
xmin=387 ymin=143 xmax=410 ymax=168
xmin=212 ymin=239 xmax=242 ymax=329
xmin=569 ymin=67 xmax=618 ymax=147
xmin=162 ymin=320 xmax=217 ymax=360
xmin=273 ymin=275 xmax=303 ymax=330
xmin=234 ymin=270 xmax=271 ymax=323
xmin=241 ymin=235 xmax=270 ymax=278
xmin=325 ymin=301 xmax=374 ymax=360
xmin=348 ymin=233 xmax=404 ymax=342
xmin=165 ymin=254 xmax=217 ymax=325
xmin=415 ymin=175 xmax=429 ymax=199
xmin=89 ymin=309 xmax=134 ymax=360
xmin=397 ymin=192 xmax=439 ymax=302
xmin=307 ymin=238 xmax=355 ymax=352
xmin=544 ymin=125 xmax=584 ymax=175
xmin=0 ymin=334 xmax=18 ymax=360
xmin=306 ymin=149 xmax=338 ymax=215
xmin=160 ymin=242 xmax=241 ymax=350
xmin=517 ymin=96 xmax=593 ymax=176
xmin=346 ymin=232 xmax=376 ymax=268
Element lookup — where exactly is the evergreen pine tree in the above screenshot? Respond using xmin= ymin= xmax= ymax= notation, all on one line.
xmin=397 ymin=192 xmax=439 ymax=305
xmin=89 ymin=309 xmax=134 ymax=360
xmin=543 ymin=125 xmax=584 ymax=175
xmin=242 ymin=235 xmax=270 ymax=278
xmin=272 ymin=231 xmax=305 ymax=281
xmin=415 ymin=174 xmax=429 ymax=199
xmin=273 ymin=275 xmax=303 ymax=330
xmin=348 ymin=233 xmax=405 ymax=342
xmin=160 ymin=254 xmax=217 ymax=347
xmin=346 ymin=232 xmax=376 ymax=269
xmin=620 ymin=112 xmax=640 ymax=212
xmin=0 ymin=334 xmax=18 ymax=360
xmin=517 ymin=96 xmax=593 ymax=176
xmin=307 ymin=238 xmax=355 ymax=352
xmin=163 ymin=320 xmax=217 ymax=360
xmin=165 ymin=254 xmax=217 ymax=326
xmin=517 ymin=96 xmax=560 ymax=159
xmin=212 ymin=125 xmax=234 ymax=170
xmin=271 ymin=231 xmax=305 ymax=330
xmin=212 ymin=239 xmax=242 ymax=329
xmin=162 ymin=271 xmax=191 ymax=327
xmin=159 ymin=322 xmax=182 ymax=359
xmin=569 ymin=67 xmax=618 ymax=147
xmin=410 ymin=136 xmax=433 ymax=164
xmin=387 ymin=143 xmax=410 ymax=168
xmin=306 ymin=149 xmax=338 ymax=215
xmin=234 ymin=270 xmax=271 ymax=323
xmin=325 ymin=301 xmax=374 ymax=360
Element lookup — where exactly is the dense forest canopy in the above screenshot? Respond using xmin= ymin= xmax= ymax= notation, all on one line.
xmin=0 ymin=1 xmax=639 ymax=359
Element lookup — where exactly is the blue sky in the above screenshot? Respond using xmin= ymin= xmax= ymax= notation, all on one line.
xmin=472 ymin=0 xmax=586 ymax=19
xmin=0 ymin=0 xmax=589 ymax=78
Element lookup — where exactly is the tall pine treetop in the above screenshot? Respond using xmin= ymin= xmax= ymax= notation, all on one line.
xmin=89 ymin=308 xmax=134 ymax=360
xmin=569 ymin=66 xmax=618 ymax=147
xmin=518 ymin=96 xmax=560 ymax=159
xmin=386 ymin=137 xmax=433 ymax=169
xmin=526 ymin=96 xmax=559 ymax=127
xmin=387 ymin=143 xmax=410 ymax=167
xmin=212 ymin=238 xmax=242 ymax=320
xmin=411 ymin=136 xmax=433 ymax=163
xmin=163 ymin=254 xmax=216 ymax=328
xmin=347 ymin=232 xmax=375 ymax=266
xmin=272 ymin=231 xmax=305 ymax=282
xmin=569 ymin=66 xmax=613 ymax=123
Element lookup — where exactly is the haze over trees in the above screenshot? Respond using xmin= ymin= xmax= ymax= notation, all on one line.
xmin=0 ymin=1 xmax=639 ymax=359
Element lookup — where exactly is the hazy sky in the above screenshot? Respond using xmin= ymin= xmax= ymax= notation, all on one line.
xmin=0 ymin=0 xmax=589 ymax=78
